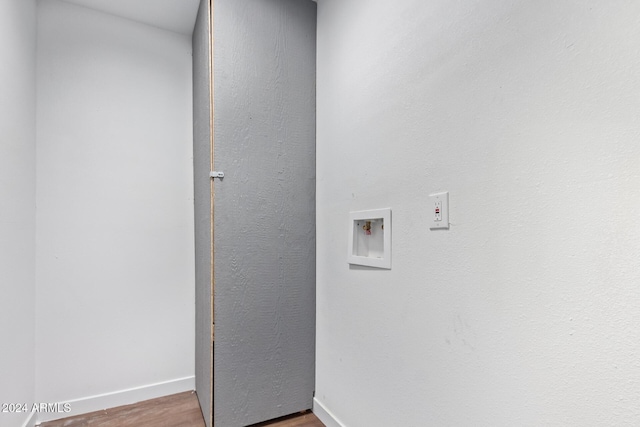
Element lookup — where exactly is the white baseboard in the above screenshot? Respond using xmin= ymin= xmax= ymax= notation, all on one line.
xmin=35 ymin=376 xmax=195 ymax=424
xmin=21 ymin=411 xmax=36 ymax=427
xmin=313 ymin=397 xmax=346 ymax=427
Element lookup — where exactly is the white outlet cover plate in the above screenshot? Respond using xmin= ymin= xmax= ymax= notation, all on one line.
xmin=429 ymin=192 xmax=449 ymax=229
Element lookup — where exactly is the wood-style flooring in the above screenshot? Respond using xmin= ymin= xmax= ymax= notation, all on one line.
xmin=250 ymin=411 xmax=325 ymax=427
xmin=39 ymin=391 xmax=325 ymax=427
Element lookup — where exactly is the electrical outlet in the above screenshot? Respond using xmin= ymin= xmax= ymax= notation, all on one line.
xmin=429 ymin=192 xmax=449 ymax=229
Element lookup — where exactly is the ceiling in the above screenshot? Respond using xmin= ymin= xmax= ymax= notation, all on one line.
xmin=63 ymin=0 xmax=201 ymax=35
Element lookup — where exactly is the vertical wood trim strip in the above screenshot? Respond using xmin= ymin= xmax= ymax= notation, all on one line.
xmin=192 ymin=0 xmax=214 ymax=423
xmin=209 ymin=0 xmax=215 ymax=336
xmin=208 ymin=0 xmax=215 ymax=426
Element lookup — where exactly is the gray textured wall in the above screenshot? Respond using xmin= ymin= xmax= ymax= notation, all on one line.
xmin=213 ymin=0 xmax=317 ymax=426
xmin=192 ymin=0 xmax=212 ymax=425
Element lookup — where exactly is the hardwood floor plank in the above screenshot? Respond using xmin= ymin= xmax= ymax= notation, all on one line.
xmin=39 ymin=391 xmax=206 ymax=427
xmin=39 ymin=392 xmax=324 ymax=427
xmin=250 ymin=411 xmax=325 ymax=427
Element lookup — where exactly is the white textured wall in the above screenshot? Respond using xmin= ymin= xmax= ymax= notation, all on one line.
xmin=0 ymin=0 xmax=37 ymax=426
xmin=315 ymin=1 xmax=640 ymax=426
xmin=36 ymin=0 xmax=195 ymax=413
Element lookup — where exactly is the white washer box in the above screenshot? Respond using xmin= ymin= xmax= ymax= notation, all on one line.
xmin=348 ymin=208 xmax=391 ymax=269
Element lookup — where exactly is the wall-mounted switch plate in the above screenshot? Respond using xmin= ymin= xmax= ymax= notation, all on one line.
xmin=429 ymin=192 xmax=449 ymax=229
